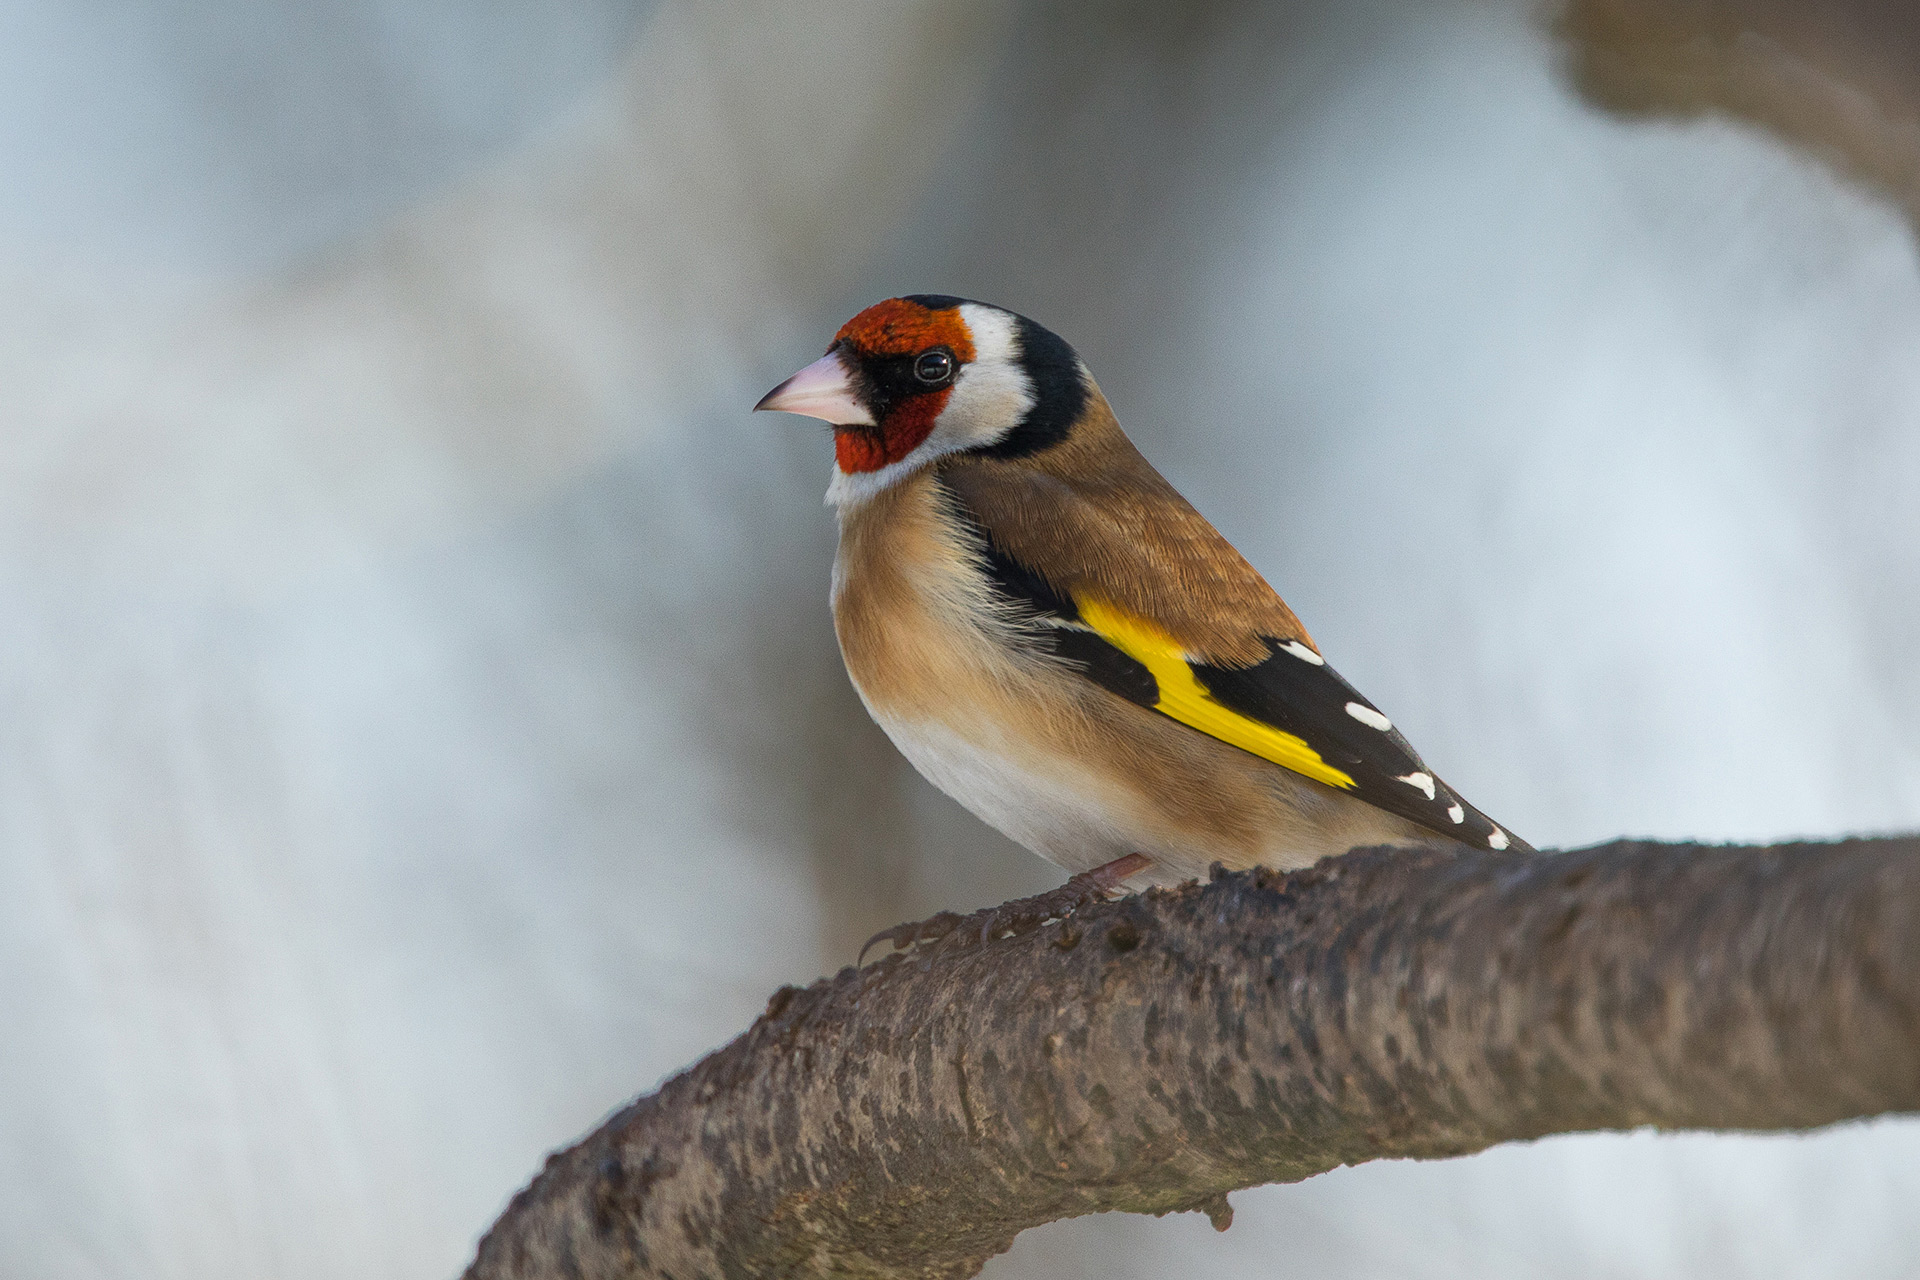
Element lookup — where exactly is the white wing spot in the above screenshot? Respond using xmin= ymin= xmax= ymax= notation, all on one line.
xmin=1280 ymin=640 xmax=1325 ymax=666
xmin=1345 ymin=702 xmax=1392 ymax=732
xmin=1447 ymin=803 xmax=1465 ymax=824
xmin=1488 ymin=827 xmax=1510 ymax=850
xmin=1397 ymin=771 xmax=1436 ymax=800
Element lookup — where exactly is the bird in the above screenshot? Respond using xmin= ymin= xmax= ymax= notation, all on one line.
xmin=756 ymin=294 xmax=1529 ymax=920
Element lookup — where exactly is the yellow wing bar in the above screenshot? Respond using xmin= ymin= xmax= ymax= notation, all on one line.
xmin=1074 ymin=595 xmax=1357 ymax=791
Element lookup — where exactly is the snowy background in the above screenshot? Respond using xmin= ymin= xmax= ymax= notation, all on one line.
xmin=2 ymin=1 xmax=1918 ymax=1276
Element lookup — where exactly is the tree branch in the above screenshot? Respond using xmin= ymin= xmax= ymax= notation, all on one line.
xmin=465 ymin=837 xmax=1920 ymax=1279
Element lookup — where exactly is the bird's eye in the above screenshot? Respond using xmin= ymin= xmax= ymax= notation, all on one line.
xmin=913 ymin=348 xmax=954 ymax=385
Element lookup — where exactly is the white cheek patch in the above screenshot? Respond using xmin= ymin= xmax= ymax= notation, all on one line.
xmin=930 ymin=304 xmax=1034 ymax=454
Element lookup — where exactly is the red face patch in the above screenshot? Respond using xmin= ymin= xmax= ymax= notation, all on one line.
xmin=830 ymin=298 xmax=977 ymax=473
xmin=834 ymin=298 xmax=979 ymax=363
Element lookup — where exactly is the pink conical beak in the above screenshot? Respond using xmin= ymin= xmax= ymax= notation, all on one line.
xmin=754 ymin=351 xmax=874 ymax=425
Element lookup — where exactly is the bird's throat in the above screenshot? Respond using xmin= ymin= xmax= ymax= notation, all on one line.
xmin=833 ymin=393 xmax=946 ymax=472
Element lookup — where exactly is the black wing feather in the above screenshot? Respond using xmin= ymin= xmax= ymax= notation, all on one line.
xmin=954 ymin=492 xmax=1526 ymax=853
xmin=1192 ymin=642 xmax=1527 ymax=851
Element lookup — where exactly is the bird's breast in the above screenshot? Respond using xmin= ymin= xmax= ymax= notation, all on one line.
xmin=830 ymin=470 xmax=1037 ymax=740
xmin=829 ymin=473 xmax=1145 ymax=870
xmin=825 ymin=471 xmax=1338 ymax=878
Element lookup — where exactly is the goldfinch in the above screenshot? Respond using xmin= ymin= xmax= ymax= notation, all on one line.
xmin=757 ymin=295 xmax=1529 ymax=893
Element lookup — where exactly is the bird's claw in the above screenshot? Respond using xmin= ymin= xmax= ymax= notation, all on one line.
xmin=857 ymin=911 xmax=967 ymax=966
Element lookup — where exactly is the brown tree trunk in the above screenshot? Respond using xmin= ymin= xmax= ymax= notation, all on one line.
xmin=464 ymin=836 xmax=1920 ymax=1279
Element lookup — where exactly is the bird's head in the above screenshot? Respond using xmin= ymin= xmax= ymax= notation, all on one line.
xmin=756 ymin=295 xmax=1087 ymax=504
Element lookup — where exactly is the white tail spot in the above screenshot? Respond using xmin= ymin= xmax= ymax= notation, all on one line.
xmin=1345 ymin=702 xmax=1392 ymax=732
xmin=1488 ymin=828 xmax=1510 ymax=850
xmin=1397 ymin=771 xmax=1436 ymax=800
xmin=1447 ymin=803 xmax=1465 ymax=824
xmin=1280 ymin=640 xmax=1324 ymax=665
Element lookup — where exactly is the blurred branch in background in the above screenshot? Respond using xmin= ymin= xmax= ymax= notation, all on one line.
xmin=1559 ymin=0 xmax=1920 ymax=225
xmin=464 ymin=835 xmax=1920 ymax=1279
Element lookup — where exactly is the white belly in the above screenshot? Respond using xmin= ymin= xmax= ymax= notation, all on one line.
xmin=874 ymin=712 xmax=1176 ymax=877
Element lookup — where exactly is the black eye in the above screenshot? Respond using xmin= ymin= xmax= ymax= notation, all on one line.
xmin=913 ymin=348 xmax=955 ymax=385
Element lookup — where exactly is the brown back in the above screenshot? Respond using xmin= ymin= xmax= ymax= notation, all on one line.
xmin=935 ymin=389 xmax=1311 ymax=668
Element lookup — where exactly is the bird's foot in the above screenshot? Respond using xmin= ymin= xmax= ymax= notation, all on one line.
xmin=972 ymin=853 xmax=1153 ymax=944
xmin=858 ymin=853 xmax=1152 ymax=965
xmin=856 ymin=910 xmax=969 ymax=966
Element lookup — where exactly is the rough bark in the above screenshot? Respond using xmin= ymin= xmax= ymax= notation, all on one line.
xmin=465 ymin=836 xmax=1920 ymax=1279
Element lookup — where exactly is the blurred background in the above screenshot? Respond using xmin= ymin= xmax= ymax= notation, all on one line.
xmin=3 ymin=0 xmax=1919 ymax=1275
